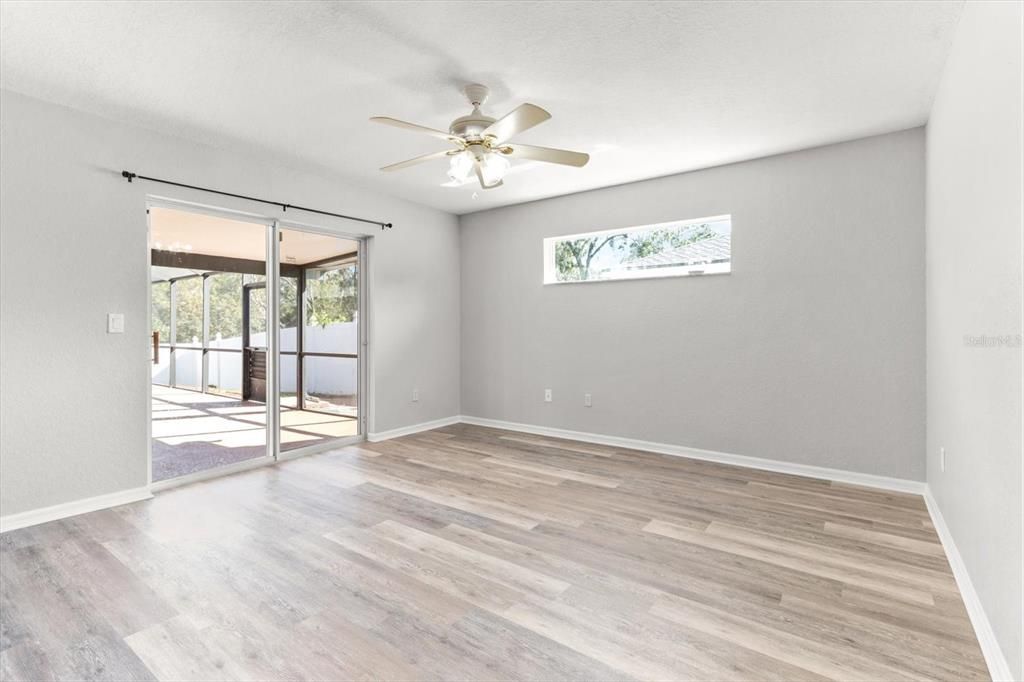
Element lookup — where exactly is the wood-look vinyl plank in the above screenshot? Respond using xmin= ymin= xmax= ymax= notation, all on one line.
xmin=285 ymin=532 xmax=470 ymax=628
xmin=778 ymin=593 xmax=991 ymax=680
xmin=371 ymin=520 xmax=571 ymax=599
xmin=501 ymin=597 xmax=703 ymax=681
xmin=272 ymin=454 xmax=368 ymax=489
xmin=365 ymin=610 xmax=527 ymax=682
xmin=613 ymin=474 xmax=896 ymax=536
xmin=442 ymin=433 xmax=620 ymax=473
xmin=436 ymin=523 xmax=667 ymax=605
xmin=822 ymin=520 xmax=947 ymax=556
xmin=0 ymin=563 xmax=35 ymax=652
xmin=482 ymin=519 xmax=819 ymax=618
xmin=325 ymin=460 xmax=543 ymax=529
xmin=423 ymin=438 xmax=585 ymax=470
xmin=323 ymin=525 xmax=527 ymax=613
xmin=1 ymin=424 xmax=988 ymax=681
xmin=644 ymin=518 xmax=937 ymax=606
xmin=406 ymin=456 xmax=565 ymax=488
xmin=642 ymin=475 xmax=925 ymax=534
xmin=688 ymin=507 xmax=954 ymax=573
xmin=442 ymin=607 xmax=636 ymax=682
xmin=430 ymin=477 xmax=592 ymax=528
xmin=932 ymin=590 xmax=984 ymax=618
xmin=554 ymin=585 xmax=830 ymax=682
xmin=2 ymin=544 xmax=157 ymax=681
xmin=496 ymin=434 xmax=619 ymax=458
xmin=0 ymin=641 xmax=59 ymax=682
xmin=46 ymin=536 xmax=178 ymax=638
xmin=295 ymin=607 xmax=418 ymax=681
xmin=674 ymin=577 xmax=962 ymax=680
xmin=251 ymin=535 xmax=395 ymax=631
xmin=742 ymin=481 xmax=930 ymax=526
xmin=103 ymin=532 xmax=297 ymax=634
xmin=481 ymin=456 xmax=622 ymax=488
xmin=561 ymin=517 xmax=853 ymax=606
xmin=650 ymin=594 xmax=922 ymax=682
xmin=703 ymin=521 xmax=959 ymax=593
xmin=124 ymin=616 xmax=240 ymax=682
xmin=833 ymin=586 xmax=973 ymax=637
xmin=0 ymin=519 xmax=83 ymax=553
xmin=825 ymin=480 xmax=929 ymax=511
xmin=350 ymin=481 xmax=501 ymax=531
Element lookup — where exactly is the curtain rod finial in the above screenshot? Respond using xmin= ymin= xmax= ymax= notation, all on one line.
xmin=121 ymin=170 xmax=136 ymax=183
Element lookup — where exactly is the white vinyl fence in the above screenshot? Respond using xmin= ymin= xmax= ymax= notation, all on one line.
xmin=152 ymin=322 xmax=357 ymax=395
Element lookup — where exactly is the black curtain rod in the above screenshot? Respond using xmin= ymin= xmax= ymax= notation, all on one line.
xmin=121 ymin=170 xmax=392 ymax=230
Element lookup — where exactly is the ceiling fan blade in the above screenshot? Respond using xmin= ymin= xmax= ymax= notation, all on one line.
xmin=473 ymin=157 xmax=503 ymax=190
xmin=503 ymin=143 xmax=590 ymax=167
xmin=482 ymin=103 xmax=551 ymax=144
xmin=370 ymin=116 xmax=461 ymax=143
xmin=380 ymin=149 xmax=453 ymax=172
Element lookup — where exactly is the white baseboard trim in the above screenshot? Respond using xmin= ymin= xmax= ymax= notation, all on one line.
xmin=458 ymin=415 xmax=926 ymax=494
xmin=923 ymin=488 xmax=1014 ymax=681
xmin=0 ymin=486 xmax=153 ymax=534
xmin=367 ymin=415 xmax=462 ymax=443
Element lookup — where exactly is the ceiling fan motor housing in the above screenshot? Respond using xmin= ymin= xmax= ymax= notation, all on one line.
xmin=449 ymin=83 xmax=496 ymax=140
xmin=449 ymin=107 xmax=495 ymax=140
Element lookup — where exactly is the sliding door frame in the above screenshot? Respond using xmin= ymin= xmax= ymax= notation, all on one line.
xmin=146 ymin=196 xmax=369 ymax=489
xmin=275 ymin=216 xmax=368 ymax=461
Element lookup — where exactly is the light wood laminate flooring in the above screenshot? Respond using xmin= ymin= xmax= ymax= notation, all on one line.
xmin=0 ymin=425 xmax=988 ymax=681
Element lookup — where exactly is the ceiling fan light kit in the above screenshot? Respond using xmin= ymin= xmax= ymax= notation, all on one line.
xmin=371 ymin=83 xmax=590 ymax=190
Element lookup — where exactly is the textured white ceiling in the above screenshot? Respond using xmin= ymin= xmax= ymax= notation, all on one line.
xmin=0 ymin=1 xmax=962 ymax=215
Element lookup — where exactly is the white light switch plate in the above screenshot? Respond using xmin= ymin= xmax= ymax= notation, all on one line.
xmin=107 ymin=313 xmax=125 ymax=334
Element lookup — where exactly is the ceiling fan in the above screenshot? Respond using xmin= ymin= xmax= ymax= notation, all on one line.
xmin=371 ymin=84 xmax=590 ymax=190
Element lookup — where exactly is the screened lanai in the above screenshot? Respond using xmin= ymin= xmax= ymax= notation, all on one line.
xmin=149 ymin=207 xmax=361 ymax=482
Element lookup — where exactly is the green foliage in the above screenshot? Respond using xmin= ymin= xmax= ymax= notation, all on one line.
xmin=209 ymin=274 xmax=244 ymax=339
xmin=553 ymin=223 xmax=717 ymax=281
xmin=151 ymin=264 xmax=357 ymax=342
xmin=151 ymin=281 xmax=170 ymax=341
xmin=305 ymin=265 xmax=358 ymax=327
xmin=627 ymin=225 xmax=716 ymax=260
xmin=554 ymin=234 xmax=626 ymax=281
xmin=174 ymin=276 xmax=203 ymax=343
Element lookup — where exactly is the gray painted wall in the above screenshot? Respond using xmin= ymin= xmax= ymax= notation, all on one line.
xmin=925 ymin=1 xmax=1023 ymax=678
xmin=0 ymin=91 xmax=461 ymax=517
xmin=460 ymin=128 xmax=926 ymax=480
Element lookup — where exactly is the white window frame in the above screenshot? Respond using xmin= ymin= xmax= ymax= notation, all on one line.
xmin=543 ymin=214 xmax=732 ymax=284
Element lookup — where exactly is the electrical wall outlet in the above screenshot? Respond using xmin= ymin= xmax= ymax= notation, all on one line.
xmin=412 ymin=388 xmax=419 ymax=402
xmin=940 ymin=446 xmax=945 ymax=472
xmin=544 ymin=389 xmax=552 ymax=402
xmin=584 ymin=393 xmax=592 ymax=407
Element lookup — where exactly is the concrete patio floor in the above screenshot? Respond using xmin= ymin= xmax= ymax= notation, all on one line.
xmin=151 ymin=385 xmax=358 ymax=482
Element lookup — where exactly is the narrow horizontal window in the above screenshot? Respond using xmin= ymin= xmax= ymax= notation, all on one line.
xmin=543 ymin=215 xmax=732 ymax=284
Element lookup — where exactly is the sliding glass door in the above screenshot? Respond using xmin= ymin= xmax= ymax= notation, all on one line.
xmin=150 ymin=205 xmax=365 ymax=484
xmin=277 ymin=227 xmax=363 ymax=452
xmin=149 ymin=207 xmax=273 ymax=483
